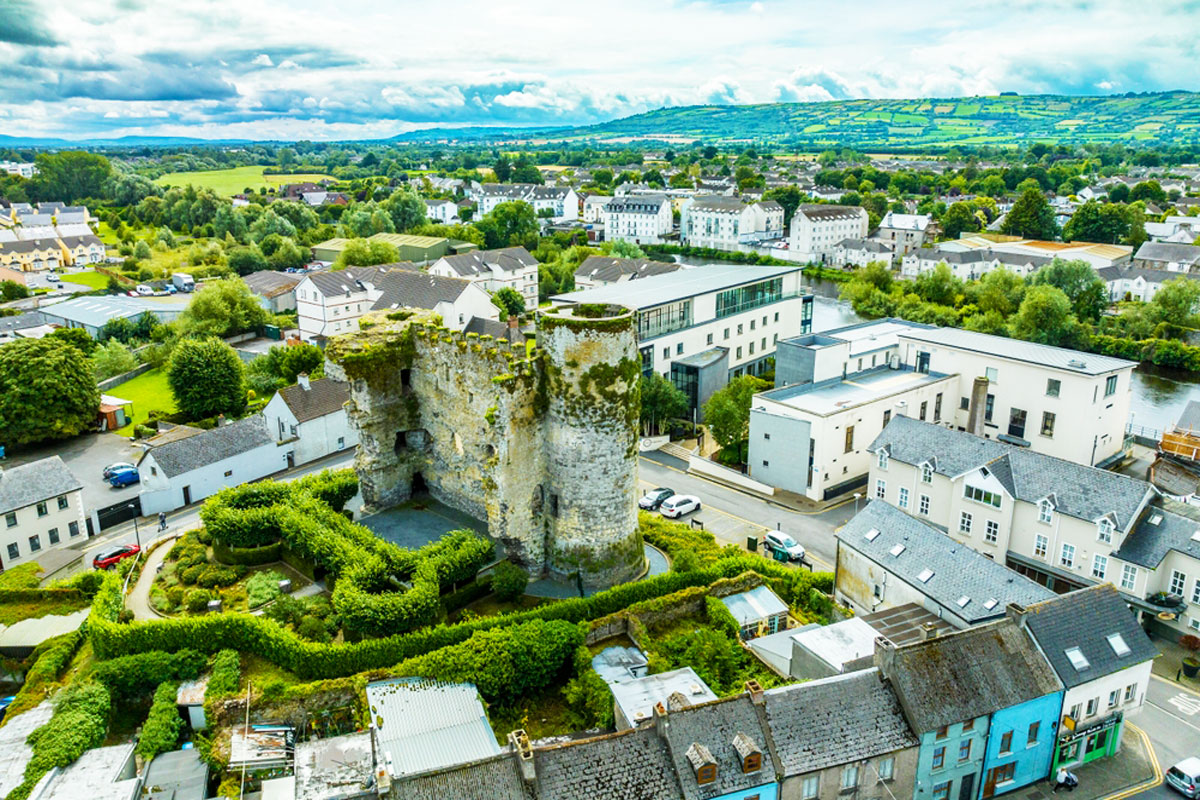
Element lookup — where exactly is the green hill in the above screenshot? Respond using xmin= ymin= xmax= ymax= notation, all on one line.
xmin=548 ymin=91 xmax=1200 ymax=149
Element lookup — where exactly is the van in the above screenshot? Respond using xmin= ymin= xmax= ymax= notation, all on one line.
xmin=1167 ymin=758 xmax=1200 ymax=798
xmin=136 ymin=284 xmax=153 ymax=296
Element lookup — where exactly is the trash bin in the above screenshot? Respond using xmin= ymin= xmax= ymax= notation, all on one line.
xmin=746 ymin=536 xmax=758 ymax=553
xmin=772 ymin=548 xmax=789 ymax=563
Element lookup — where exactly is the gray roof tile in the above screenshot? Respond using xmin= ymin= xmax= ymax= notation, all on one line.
xmin=0 ymin=456 xmax=81 ymax=515
xmin=435 ymin=247 xmax=536 ymax=277
xmin=392 ymin=752 xmax=530 ymax=800
xmin=1113 ymin=499 xmax=1200 ymax=568
xmin=533 ymin=726 xmax=681 ymax=800
xmin=276 ymin=378 xmax=349 ymax=423
xmin=143 ymin=416 xmax=273 ymax=478
xmin=370 ymin=270 xmax=473 ymax=312
xmin=573 ymin=256 xmax=681 ymax=284
xmin=661 ymin=696 xmax=774 ymax=800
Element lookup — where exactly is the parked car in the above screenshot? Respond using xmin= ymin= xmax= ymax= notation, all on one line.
xmin=660 ymin=494 xmax=701 ymax=518
xmin=92 ymin=544 xmax=140 ymax=571
xmin=763 ymin=530 xmax=806 ymax=562
xmin=102 ymin=462 xmax=136 ymax=479
xmin=126 ymin=290 xmax=139 ymax=297
xmin=135 ymin=284 xmax=153 ymax=296
xmin=108 ymin=467 xmax=140 ymax=488
xmin=1167 ymin=758 xmax=1200 ymax=798
xmin=638 ymin=487 xmax=675 ymax=510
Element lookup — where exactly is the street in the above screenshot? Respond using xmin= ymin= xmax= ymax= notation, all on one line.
xmin=1137 ymin=676 xmax=1200 ymax=799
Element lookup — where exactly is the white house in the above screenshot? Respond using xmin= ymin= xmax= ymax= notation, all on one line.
xmin=790 ymin=205 xmax=869 ymax=264
xmin=1011 ymin=585 xmax=1156 ymax=771
xmin=476 ymin=184 xmax=578 ymax=222
xmin=602 ymin=194 xmax=673 ymax=245
xmin=138 ymin=416 xmax=287 ymax=513
xmin=428 ymin=246 xmax=539 ymax=310
xmin=1098 ymin=266 xmax=1200 ymax=302
xmin=368 ymin=269 xmax=498 ymax=331
xmin=295 ymin=267 xmax=386 ymax=343
xmin=874 ymin=212 xmax=933 ymax=257
xmin=262 ymin=375 xmax=356 ymax=466
xmin=242 ymin=271 xmax=302 ymax=313
xmin=834 ymin=238 xmax=894 ymax=268
xmin=1133 ymin=241 xmax=1200 ymax=272
xmin=0 ymin=457 xmax=87 ymax=569
xmin=680 ymin=197 xmax=784 ymax=251
xmin=425 ymin=199 xmax=459 ymax=225
xmin=572 ymin=256 xmax=681 ymax=290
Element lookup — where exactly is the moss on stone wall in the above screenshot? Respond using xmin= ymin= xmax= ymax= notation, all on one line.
xmin=538 ymin=306 xmax=635 ymax=335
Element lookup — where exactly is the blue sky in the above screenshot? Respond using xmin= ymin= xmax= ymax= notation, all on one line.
xmin=1 ymin=0 xmax=1198 ymax=141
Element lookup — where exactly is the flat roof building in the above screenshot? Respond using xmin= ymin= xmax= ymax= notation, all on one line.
xmin=609 ymin=667 xmax=718 ymax=730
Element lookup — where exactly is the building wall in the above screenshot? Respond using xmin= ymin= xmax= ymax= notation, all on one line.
xmin=1056 ymin=661 xmax=1151 ymax=768
xmin=748 ymin=411 xmax=811 ymax=495
xmin=790 ymin=209 xmax=869 ymax=263
xmin=913 ymin=719 xmax=988 ymax=800
xmin=834 ymin=539 xmax=973 ymax=629
xmin=777 ymin=746 xmax=918 ymax=800
xmin=296 ymin=280 xmax=372 ymax=342
xmin=138 ymin=441 xmax=288 ymax=514
xmin=0 ymin=489 xmax=87 ymax=568
xmin=981 ymin=692 xmax=1062 ymax=797
xmin=262 ymin=395 xmax=358 ymax=466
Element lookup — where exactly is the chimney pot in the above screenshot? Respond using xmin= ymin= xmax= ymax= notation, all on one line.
xmin=298 ymin=373 xmax=310 ymax=390
xmin=744 ymin=680 xmax=765 ymax=705
xmin=1006 ymin=602 xmax=1028 ymax=625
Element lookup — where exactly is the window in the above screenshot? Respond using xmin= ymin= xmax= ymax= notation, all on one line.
xmin=898 ymin=487 xmax=910 ymax=509
xmin=68 ymin=521 xmax=79 ymax=538
xmin=920 ymin=401 xmax=928 ymax=421
xmin=985 ymin=393 xmax=994 ymax=421
xmin=919 ymin=494 xmax=930 ymax=515
xmin=964 ymin=484 xmax=1001 ymax=508
xmin=1093 ymin=554 xmax=1108 ymax=579
xmin=1061 ymin=543 xmax=1076 ymax=568
xmin=1172 ymin=570 xmax=1188 ymax=596
xmin=1121 ymin=564 xmax=1138 ymax=591
xmin=959 ymin=739 xmax=972 ymax=761
xmin=1046 ymin=378 xmax=1061 ymax=397
xmin=663 ymin=347 xmax=670 ymax=360
xmin=934 ymin=393 xmax=943 ymax=422
xmin=845 ymin=425 xmax=855 ymax=453
xmin=959 ymin=511 xmax=973 ymax=534
xmin=875 ymin=479 xmax=886 ymax=500
xmin=723 ymin=328 xmax=730 ymax=340
xmin=47 ymin=528 xmax=59 ymax=545
xmin=28 ymin=535 xmax=40 ymax=553
xmin=986 ymin=367 xmax=998 ymax=383
xmin=877 ymin=451 xmax=889 ymax=469
xmin=985 ymin=520 xmax=999 ymax=543
xmin=922 ymin=464 xmax=933 ymax=483
xmin=999 ymin=731 xmax=1013 ymax=754
xmin=841 ymin=764 xmax=858 ymax=789
xmin=801 ymin=776 xmax=819 ymax=800
xmin=960 ymin=396 xmax=969 ymax=411
xmin=676 ymin=342 xmax=684 ymax=355
xmin=223 ymin=470 xmax=233 ymax=478
xmin=750 ymin=319 xmax=756 ymax=330
xmin=878 ymin=757 xmax=894 ymax=781
xmin=738 ymin=324 xmax=744 ymax=335
xmin=1193 ymin=578 xmax=1200 ymax=605
xmin=337 ymin=437 xmax=345 ymax=449
xmin=3 ymin=512 xmax=14 ymax=528
xmin=1038 ymin=499 xmax=1053 ymax=523
xmin=1098 ymin=518 xmax=1115 ymax=545
xmin=706 ymin=333 xmax=713 ymax=345
xmin=749 ymin=342 xmax=755 ymax=355
xmin=1041 ymin=411 xmax=1056 ymax=438
xmin=932 ymin=782 xmax=950 ymax=800
xmin=56 ymin=495 xmax=68 ymax=510
xmin=1027 ymin=722 xmax=1040 ymax=746
xmin=1124 ymin=684 xmax=1137 ymax=703
xmin=1008 ymin=408 xmax=1027 ymax=439
xmin=1105 ymin=375 xmax=1118 ymax=397
xmin=992 ymin=763 xmax=1016 ymax=785
xmin=5 ymin=543 xmax=16 ymax=561
xmin=932 ymin=746 xmax=946 ymax=770
xmin=36 ymin=502 xmax=47 ymax=517
xmin=963 ymin=718 xmax=975 ymax=732
xmin=736 ymin=347 xmax=743 ymax=359
xmin=1108 ymin=690 xmax=1120 ymax=709
xmin=1069 ymin=703 xmax=1082 ymax=721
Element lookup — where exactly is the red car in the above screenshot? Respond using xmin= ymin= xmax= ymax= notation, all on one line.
xmin=92 ymin=544 xmax=140 ymax=570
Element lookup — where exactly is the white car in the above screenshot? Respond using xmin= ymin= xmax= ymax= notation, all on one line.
xmin=135 ymin=284 xmax=154 ymax=296
xmin=763 ymin=530 xmax=806 ymax=562
xmin=660 ymin=494 xmax=701 ymax=518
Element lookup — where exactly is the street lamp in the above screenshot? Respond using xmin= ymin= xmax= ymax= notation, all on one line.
xmin=128 ymin=503 xmax=141 ymax=549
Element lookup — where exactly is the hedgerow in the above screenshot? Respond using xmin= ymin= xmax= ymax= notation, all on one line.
xmin=1 ymin=631 xmax=84 ymax=725
xmin=137 ymin=682 xmax=184 ymax=761
xmin=205 ymin=649 xmax=240 ymax=700
xmin=91 ymin=649 xmax=206 ymax=699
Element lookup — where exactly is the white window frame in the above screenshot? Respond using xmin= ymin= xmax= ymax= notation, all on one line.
xmin=1097 ymin=518 xmax=1114 ymax=545
xmin=801 ymin=775 xmax=819 ymax=800
xmin=898 ymin=487 xmax=909 ymax=510
xmin=878 ymin=451 xmax=889 ymax=470
xmin=1121 ymin=564 xmax=1138 ymax=591
xmin=985 ymin=520 xmax=999 ymax=543
xmin=1171 ymin=570 xmax=1188 ymax=597
xmin=842 ymin=764 xmax=858 ymax=789
xmin=1192 ymin=578 xmax=1200 ymax=606
xmin=1060 ymin=542 xmax=1076 ymax=568
xmin=1038 ymin=500 xmax=1053 ymax=524
xmin=875 ymin=479 xmax=886 ymax=500
xmin=1092 ymin=554 xmax=1107 ymax=579
xmin=922 ymin=463 xmax=933 ymax=483
xmin=919 ymin=494 xmax=930 ymax=516
xmin=878 ymin=757 xmax=894 ymax=781
xmin=959 ymin=511 xmax=972 ymax=534
xmin=1034 ymin=534 xmax=1048 ymax=558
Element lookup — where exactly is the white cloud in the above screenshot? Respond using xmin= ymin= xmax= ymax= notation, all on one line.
xmin=251 ymin=53 xmax=273 ymax=66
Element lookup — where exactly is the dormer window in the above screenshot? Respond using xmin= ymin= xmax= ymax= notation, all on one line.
xmin=1038 ymin=500 xmax=1054 ymax=524
xmin=877 ymin=451 xmax=889 ymax=470
xmin=732 ymin=732 xmax=761 ymax=774
xmin=921 ymin=464 xmax=933 ymax=483
xmin=686 ymin=743 xmax=717 ymax=785
xmin=1097 ymin=518 xmax=1114 ymax=545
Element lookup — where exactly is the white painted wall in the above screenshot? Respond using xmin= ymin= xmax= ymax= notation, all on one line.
xmin=0 ymin=489 xmax=87 ymax=568
xmin=138 ymin=440 xmax=288 ymax=514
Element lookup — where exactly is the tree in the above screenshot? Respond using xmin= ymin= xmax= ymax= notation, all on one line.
xmin=100 ymin=316 xmax=136 ymax=343
xmin=177 ymin=279 xmax=268 ymax=338
xmin=1029 ymin=259 xmax=1108 ymax=321
xmin=0 ymin=280 xmax=28 ymax=302
xmin=227 ymin=246 xmax=270 ymax=276
xmin=168 ymin=338 xmax=246 ymax=419
xmin=639 ymin=373 xmax=688 ymax=436
xmin=382 ymin=189 xmax=427 ymax=232
xmin=277 ymin=343 xmax=324 ymax=384
xmin=492 ymin=156 xmax=512 ymax=182
xmin=333 ymin=238 xmax=400 ymax=269
xmin=702 ymin=375 xmax=769 ymax=465
xmin=1150 ymin=276 xmax=1200 ymax=329
xmin=510 ymin=162 xmax=543 ymax=184
xmin=1062 ymin=201 xmax=1130 ymax=244
xmin=0 ymin=338 xmax=99 ymax=446
xmin=940 ymin=201 xmax=980 ymax=239
xmin=93 ymin=340 xmax=138 ymax=380
xmin=249 ymin=209 xmax=297 ymax=243
xmin=1108 ymin=183 xmax=1130 ymax=204
xmin=475 ymin=201 xmax=539 ymax=250
xmin=858 ymin=261 xmax=894 ymax=292
xmin=48 ymin=326 xmax=97 ymax=355
xmin=1001 ymin=187 xmax=1058 ymax=240
xmin=912 ymin=263 xmax=963 ymax=307
xmin=1009 ymin=285 xmax=1082 ymax=348
xmin=267 ymin=237 xmax=308 ymax=270
xmin=1130 ymin=180 xmax=1166 ymax=206
xmin=763 ymin=186 xmax=802 ymax=227
xmin=134 ymin=240 xmax=152 ymax=259
xmin=668 ymin=172 xmax=693 ymax=189
xmin=491 ymin=287 xmax=525 ymax=319
xmin=972 ymin=267 xmax=1025 ymax=315
xmin=29 ymin=151 xmax=111 ymax=203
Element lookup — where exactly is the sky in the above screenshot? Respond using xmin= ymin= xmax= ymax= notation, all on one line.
xmin=1 ymin=0 xmax=1198 ymax=142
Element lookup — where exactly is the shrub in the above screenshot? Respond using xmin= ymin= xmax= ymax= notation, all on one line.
xmin=91 ymin=649 xmax=206 ymax=699
xmin=184 ymin=589 xmax=211 ymax=613
xmin=179 ymin=564 xmax=203 ymax=586
xmin=206 ymin=649 xmax=240 ymax=700
xmin=137 ymin=682 xmax=184 ymax=760
xmin=11 ymin=681 xmax=110 ymax=800
xmin=264 ymin=595 xmax=304 ymax=628
xmin=562 ymin=646 xmax=614 ymax=729
xmin=0 ymin=563 xmax=43 ymax=590
xmin=197 ymin=565 xmax=238 ymax=589
xmin=166 ymin=586 xmax=184 ymax=608
xmin=298 ymin=616 xmax=329 ymax=643
xmin=245 ymin=570 xmax=284 ymax=609
xmin=491 ymin=561 xmax=528 ymax=602
xmin=3 ymin=631 xmax=83 ymax=723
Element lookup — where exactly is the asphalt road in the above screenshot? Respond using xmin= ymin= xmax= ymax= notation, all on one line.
xmin=1138 ymin=675 xmax=1200 ymax=800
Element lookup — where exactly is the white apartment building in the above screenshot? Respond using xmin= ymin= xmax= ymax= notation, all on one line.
xmin=680 ymin=197 xmax=784 ymax=251
xmin=1098 ymin=266 xmax=1200 ymax=302
xmin=476 ymin=184 xmax=579 ymax=222
xmin=425 ymin=198 xmax=458 ymax=224
xmin=834 ymin=238 xmax=894 ymax=268
xmin=583 ymin=194 xmax=614 ymax=224
xmin=428 ymin=246 xmax=539 ymax=309
xmin=0 ymin=162 xmax=36 ymax=179
xmin=261 ymin=375 xmax=357 ymax=466
xmin=602 ymin=194 xmax=673 ymax=244
xmin=295 ymin=268 xmax=380 ymax=342
xmin=900 ymin=248 xmax=1053 ymax=281
xmin=790 ymin=205 xmax=869 ymax=264
xmin=553 ymin=264 xmax=813 ymax=415
xmin=874 ymin=212 xmax=933 ymax=257
xmin=0 ymin=457 xmax=87 ymax=569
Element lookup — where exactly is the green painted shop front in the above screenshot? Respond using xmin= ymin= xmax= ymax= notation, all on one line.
xmin=1052 ymin=712 xmax=1122 ymax=772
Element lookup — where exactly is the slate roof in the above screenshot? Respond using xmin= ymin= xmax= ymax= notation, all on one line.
xmin=435 ymin=246 xmax=536 ymax=277
xmin=1113 ymin=499 xmax=1200 ymax=569
xmin=870 ymin=417 xmax=1154 ymax=530
xmin=838 ymin=501 xmax=1054 ymax=622
xmin=1020 ymin=584 xmax=1158 ymax=688
xmin=1178 ymin=400 xmax=1200 ymax=433
xmin=533 ymin=726 xmax=681 ymax=800
xmin=275 ymin=378 xmax=349 ymax=423
xmin=370 ymin=270 xmax=473 ymax=312
xmin=897 ymin=326 xmax=1134 ymax=375
xmin=574 ymin=255 xmax=681 ymax=284
xmin=764 ymin=668 xmax=917 ymax=775
xmin=242 ymin=270 xmax=302 ymax=299
xmin=1097 ymin=265 xmax=1200 ymax=285
xmin=607 ymin=195 xmax=669 ymax=214
xmin=881 ymin=619 xmax=1062 ymax=733
xmin=838 ymin=238 xmax=892 ymax=253
xmin=0 ymin=311 xmax=44 ymax=335
xmin=391 ymin=752 xmax=530 ymax=800
xmin=661 ymin=695 xmax=774 ymax=800
xmin=689 ymin=195 xmax=747 ymax=212
xmin=0 ymin=456 xmax=81 ymax=515
xmin=462 ymin=316 xmax=523 ymax=345
xmin=797 ymin=204 xmax=864 ymax=221
xmin=1134 ymin=241 xmax=1200 ymax=265
xmin=143 ymin=416 xmax=273 ymax=478
xmin=304 ymin=269 xmax=371 ymax=297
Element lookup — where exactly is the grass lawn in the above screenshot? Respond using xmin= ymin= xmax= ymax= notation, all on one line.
xmin=96 ymin=221 xmax=120 ymax=246
xmin=109 ymin=368 xmax=175 ymax=437
xmin=61 ymin=271 xmax=110 ymax=290
xmin=154 ymin=166 xmax=337 ymax=197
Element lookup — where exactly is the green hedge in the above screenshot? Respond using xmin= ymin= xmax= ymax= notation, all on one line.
xmin=136 ymin=682 xmax=184 ymax=761
xmin=441 ymin=576 xmax=493 ymax=614
xmin=2 ymin=631 xmax=84 ymax=724
xmin=205 ymin=650 xmax=240 ymax=700
xmin=212 ymin=540 xmax=282 ymax=566
xmin=6 ymin=681 xmax=110 ymax=800
xmin=91 ymin=649 xmax=206 ymax=699
xmin=1088 ymin=333 xmax=1200 ymax=372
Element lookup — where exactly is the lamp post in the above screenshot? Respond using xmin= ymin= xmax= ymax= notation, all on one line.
xmin=128 ymin=503 xmax=141 ymax=549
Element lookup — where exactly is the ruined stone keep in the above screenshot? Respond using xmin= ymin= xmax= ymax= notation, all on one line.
xmin=325 ymin=305 xmax=643 ymax=588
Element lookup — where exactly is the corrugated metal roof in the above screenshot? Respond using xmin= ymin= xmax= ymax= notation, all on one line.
xmin=366 ymin=679 xmax=500 ymax=778
xmin=720 ymin=586 xmax=788 ymax=626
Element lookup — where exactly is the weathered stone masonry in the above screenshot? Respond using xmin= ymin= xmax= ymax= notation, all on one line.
xmin=324 ymin=305 xmax=643 ymax=588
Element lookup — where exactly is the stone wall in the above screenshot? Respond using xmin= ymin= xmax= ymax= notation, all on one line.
xmin=326 ymin=305 xmax=643 ymax=588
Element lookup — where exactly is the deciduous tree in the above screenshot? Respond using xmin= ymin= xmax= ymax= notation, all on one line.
xmin=0 ymin=338 xmax=99 ymax=446
xmin=702 ymin=375 xmax=769 ymax=465
xmin=168 ymin=338 xmax=246 ymax=419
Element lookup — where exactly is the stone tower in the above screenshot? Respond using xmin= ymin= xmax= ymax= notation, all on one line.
xmin=539 ymin=304 xmax=643 ymax=587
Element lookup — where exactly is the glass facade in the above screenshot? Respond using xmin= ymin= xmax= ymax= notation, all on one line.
xmin=670 ymin=362 xmax=700 ymax=412
xmin=638 ymin=300 xmax=692 ymax=339
xmin=715 ymin=278 xmax=783 ymax=319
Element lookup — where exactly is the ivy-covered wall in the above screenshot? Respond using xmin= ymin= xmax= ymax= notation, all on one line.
xmin=326 ymin=305 xmax=642 ymax=588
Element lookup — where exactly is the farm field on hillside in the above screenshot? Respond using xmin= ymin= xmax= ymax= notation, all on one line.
xmin=153 ymin=166 xmax=336 ymax=196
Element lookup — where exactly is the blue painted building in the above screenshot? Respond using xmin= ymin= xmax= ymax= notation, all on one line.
xmin=875 ymin=618 xmax=1064 ymax=800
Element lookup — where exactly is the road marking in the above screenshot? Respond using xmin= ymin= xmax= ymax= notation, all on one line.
xmin=1167 ymin=692 xmax=1200 ymax=716
xmin=1147 ymin=695 xmax=1200 ymax=733
xmin=1097 ymin=722 xmax=1161 ymax=800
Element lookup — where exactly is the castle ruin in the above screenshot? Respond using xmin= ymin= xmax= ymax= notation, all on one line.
xmin=324 ymin=304 xmax=643 ymax=588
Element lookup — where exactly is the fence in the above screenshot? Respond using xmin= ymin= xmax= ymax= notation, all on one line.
xmin=98 ymin=361 xmax=154 ymax=391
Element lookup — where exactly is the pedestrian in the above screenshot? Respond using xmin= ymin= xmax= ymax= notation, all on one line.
xmin=158 ymin=512 xmax=167 ymax=532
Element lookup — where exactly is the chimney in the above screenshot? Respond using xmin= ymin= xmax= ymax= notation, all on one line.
xmin=298 ymin=373 xmax=311 ymax=391
xmin=1006 ymin=602 xmax=1028 ymax=627
xmin=893 ymin=400 xmax=908 ymax=418
xmin=507 ymin=315 xmax=519 ymax=330
xmin=653 ymin=701 xmax=669 ymax=741
xmin=966 ymin=375 xmax=989 ymax=434
xmin=743 ymin=680 xmax=764 ymax=706
xmin=873 ymin=635 xmax=897 ymax=678
xmin=921 ymin=622 xmax=939 ymax=641
xmin=507 ymin=730 xmax=536 ymax=788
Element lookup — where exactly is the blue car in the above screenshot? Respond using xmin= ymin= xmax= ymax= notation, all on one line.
xmin=0 ymin=697 xmax=13 ymax=723
xmin=108 ymin=468 xmax=140 ymax=488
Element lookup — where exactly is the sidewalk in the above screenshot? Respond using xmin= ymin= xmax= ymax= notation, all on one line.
xmin=1020 ymin=723 xmax=1159 ymax=800
xmin=1147 ymin=633 xmax=1200 ymax=687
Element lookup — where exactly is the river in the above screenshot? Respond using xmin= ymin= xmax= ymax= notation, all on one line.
xmin=675 ymin=257 xmax=1200 ymax=433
